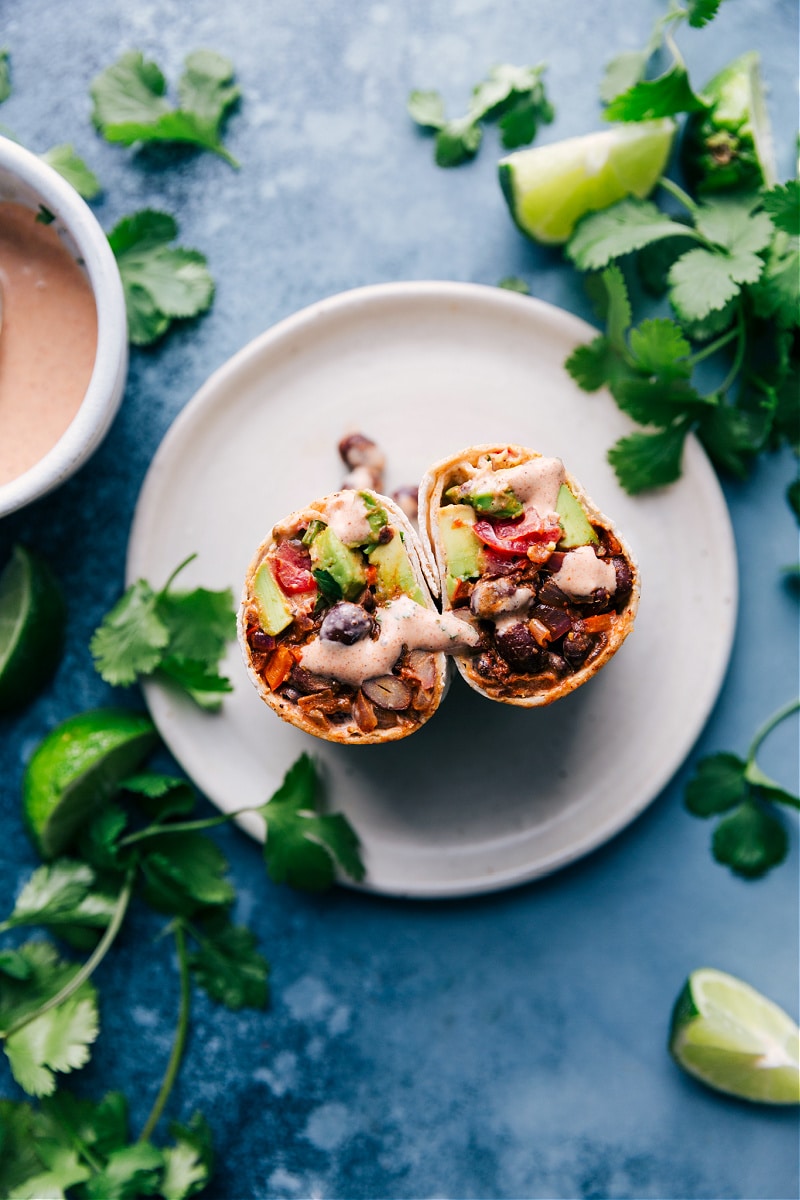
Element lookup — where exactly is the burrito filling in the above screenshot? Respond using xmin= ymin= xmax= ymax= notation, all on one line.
xmin=439 ymin=449 xmax=634 ymax=700
xmin=243 ymin=490 xmax=478 ymax=735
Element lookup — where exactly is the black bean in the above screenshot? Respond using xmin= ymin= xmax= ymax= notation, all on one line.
xmin=612 ymin=556 xmax=633 ymax=599
xmin=377 ymin=525 xmax=393 ymax=544
xmin=249 ymin=629 xmax=275 ymax=653
xmin=562 ymin=631 xmax=593 ymax=669
xmin=320 ymin=602 xmax=374 ymax=645
xmin=495 ymin=623 xmax=544 ymax=672
xmin=537 ymin=578 xmax=570 ymax=607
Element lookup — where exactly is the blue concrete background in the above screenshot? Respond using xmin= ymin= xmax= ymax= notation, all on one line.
xmin=1 ymin=1 xmax=798 ymax=1197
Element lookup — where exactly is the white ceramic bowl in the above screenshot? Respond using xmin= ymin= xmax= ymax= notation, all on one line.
xmin=0 ymin=135 xmax=128 ymax=517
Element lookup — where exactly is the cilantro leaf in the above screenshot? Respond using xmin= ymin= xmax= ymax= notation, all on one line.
xmin=611 ymin=376 xmax=708 ymax=427
xmin=685 ymin=752 xmax=748 ymax=815
xmin=762 ymin=181 xmax=800 ymax=237
xmin=161 ymin=1113 xmax=213 ymax=1200
xmin=668 ymin=245 xmax=764 ymax=322
xmin=91 ymin=49 xmax=239 ymax=166
xmin=141 ymin=833 xmax=235 ymax=917
xmin=40 ymin=144 xmax=101 ymax=200
xmin=599 ymin=50 xmax=649 ymax=105
xmin=697 ymin=404 xmax=771 ymax=478
xmin=434 ymin=116 xmax=483 ymax=167
xmin=42 ymin=1089 xmax=130 ymax=1161
xmin=497 ymin=276 xmax=530 ymax=294
xmin=407 ymin=89 xmax=446 ymax=129
xmin=187 ymin=910 xmax=269 ymax=1010
xmin=4 ymin=860 xmax=119 ymax=933
xmin=607 ymin=423 xmax=690 ymax=494
xmin=0 ymin=943 xmax=99 ymax=1097
xmin=121 ymin=772 xmax=196 ymax=820
xmin=82 ymin=1141 xmax=165 ymax=1199
xmin=565 ymin=335 xmax=619 ymax=392
xmin=749 ymin=241 xmax=800 ymax=330
xmin=312 ymin=568 xmax=343 ymax=604
xmin=107 ymin=209 xmax=215 ymax=346
xmin=628 ymin=318 xmax=692 ymax=378
xmin=694 ymin=201 xmax=774 ymax=255
xmin=712 ymin=799 xmax=788 ymax=878
xmin=0 ymin=950 xmax=34 ymax=981
xmin=78 ymin=806 xmax=129 ymax=874
xmin=260 ymin=754 xmax=365 ymax=890
xmin=604 ymin=63 xmax=707 ymax=121
xmin=90 ymin=558 xmax=236 ymax=707
xmin=687 ymin=0 xmax=727 ymax=27
xmin=568 ymin=199 xmax=690 ymax=271
xmin=90 ymin=579 xmax=168 ymax=685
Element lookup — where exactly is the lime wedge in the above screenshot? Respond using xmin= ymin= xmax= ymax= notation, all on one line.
xmin=499 ymin=118 xmax=675 ymax=245
xmin=0 ymin=545 xmax=66 ymax=715
xmin=23 ymin=708 xmax=158 ymax=858
xmin=682 ymin=52 xmax=776 ymax=194
xmin=669 ymin=968 xmax=800 ymax=1104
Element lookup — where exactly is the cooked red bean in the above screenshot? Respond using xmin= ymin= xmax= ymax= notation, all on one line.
xmin=536 ymin=578 xmax=570 ymax=607
xmin=562 ymin=630 xmax=593 ymax=668
xmin=249 ymin=628 xmax=276 ymax=652
xmin=612 ymin=556 xmax=633 ymax=598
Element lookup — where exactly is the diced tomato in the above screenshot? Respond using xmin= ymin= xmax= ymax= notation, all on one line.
xmin=272 ymin=541 xmax=315 ymax=594
xmin=474 ymin=513 xmax=561 ymax=558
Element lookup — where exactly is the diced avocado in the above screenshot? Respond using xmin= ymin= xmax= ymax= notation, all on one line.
xmin=439 ymin=504 xmax=485 ymax=599
xmin=367 ymin=531 xmax=425 ymax=605
xmin=309 ymin=525 xmax=366 ymax=600
xmin=359 ymin=492 xmax=389 ymax=542
xmin=556 ymin=485 xmax=598 ymax=549
xmin=254 ymin=562 xmax=293 ymax=635
xmin=464 ymin=488 xmax=523 ymax=518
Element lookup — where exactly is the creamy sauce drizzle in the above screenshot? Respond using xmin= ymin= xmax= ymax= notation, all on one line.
xmin=552 ymin=546 xmax=616 ymax=599
xmin=492 ymin=587 xmax=535 ymax=635
xmin=0 ymin=202 xmax=98 ymax=485
xmin=464 ymin=455 xmax=565 ymax=525
xmin=322 ymin=490 xmax=373 ymax=546
xmin=300 ymin=594 xmax=479 ymax=686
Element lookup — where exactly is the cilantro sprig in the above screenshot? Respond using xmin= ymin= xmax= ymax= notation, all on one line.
xmin=565 ymin=176 xmax=799 ymax=493
xmin=90 ymin=555 xmax=235 ymax=709
xmin=685 ymin=699 xmax=800 ymax=877
xmin=107 ymin=211 xmax=216 ymax=347
xmin=91 ymin=49 xmax=240 ymax=167
xmin=1 ymin=735 xmax=363 ymax=1197
xmin=600 ymin=0 xmax=728 ymax=115
xmin=409 ymin=62 xmax=553 ymax=167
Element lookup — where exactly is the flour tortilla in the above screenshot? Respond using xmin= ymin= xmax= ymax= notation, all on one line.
xmin=419 ymin=444 xmax=640 ymax=706
xmin=239 ymin=490 xmax=450 ymax=743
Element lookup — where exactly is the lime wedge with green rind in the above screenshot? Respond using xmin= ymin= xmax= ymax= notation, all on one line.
xmin=0 ymin=545 xmax=66 ymax=716
xmin=499 ymin=118 xmax=675 ymax=245
xmin=681 ymin=52 xmax=776 ymax=194
xmin=23 ymin=708 xmax=158 ymax=858
xmin=669 ymin=967 xmax=800 ymax=1104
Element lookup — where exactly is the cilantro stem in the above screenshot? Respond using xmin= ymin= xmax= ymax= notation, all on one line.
xmin=138 ymin=921 xmax=191 ymax=1144
xmin=161 ymin=552 xmax=198 ymax=594
xmin=659 ymin=176 xmax=699 ymax=216
xmin=119 ymin=808 xmax=263 ymax=848
xmin=687 ymin=325 xmax=739 ymax=366
xmin=0 ymin=865 xmax=135 ymax=1041
xmin=717 ymin=308 xmax=747 ymax=396
xmin=747 ymin=698 xmax=800 ymax=766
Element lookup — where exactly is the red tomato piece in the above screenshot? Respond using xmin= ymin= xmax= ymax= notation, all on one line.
xmin=272 ymin=541 xmax=315 ymax=594
xmin=474 ymin=513 xmax=561 ymax=558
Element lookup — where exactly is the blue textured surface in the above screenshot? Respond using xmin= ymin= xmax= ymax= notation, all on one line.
xmin=1 ymin=2 xmax=799 ymax=1197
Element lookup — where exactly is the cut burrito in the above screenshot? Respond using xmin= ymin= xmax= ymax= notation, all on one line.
xmin=419 ymin=444 xmax=639 ymax=706
xmin=239 ymin=489 xmax=479 ymax=743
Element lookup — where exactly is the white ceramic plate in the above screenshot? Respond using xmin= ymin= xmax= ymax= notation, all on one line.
xmin=128 ymin=282 xmax=737 ymax=898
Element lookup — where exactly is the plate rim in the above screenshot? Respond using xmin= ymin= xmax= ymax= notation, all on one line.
xmin=127 ymin=279 xmax=739 ymax=899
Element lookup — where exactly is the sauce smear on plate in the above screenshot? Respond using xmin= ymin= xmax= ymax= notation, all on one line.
xmin=0 ymin=201 xmax=97 ymax=484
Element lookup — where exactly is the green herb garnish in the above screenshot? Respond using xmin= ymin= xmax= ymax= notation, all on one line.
xmin=107 ymin=210 xmax=215 ymax=347
xmin=685 ymin=699 xmax=799 ymax=877
xmin=91 ymin=49 xmax=240 ymax=166
xmin=89 ymin=555 xmax=235 ymax=709
xmin=40 ymin=144 xmax=101 ymax=200
xmin=312 ymin=568 xmax=344 ymax=604
xmin=409 ymin=62 xmax=553 ymax=167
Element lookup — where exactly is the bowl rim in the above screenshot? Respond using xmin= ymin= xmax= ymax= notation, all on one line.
xmin=0 ymin=134 xmax=129 ymax=517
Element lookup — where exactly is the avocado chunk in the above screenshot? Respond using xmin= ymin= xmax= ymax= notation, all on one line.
xmin=447 ymin=484 xmax=522 ymax=518
xmin=360 ymin=492 xmax=389 ymax=542
xmin=556 ymin=485 xmax=598 ymax=549
xmin=439 ymin=504 xmax=486 ymax=600
xmin=367 ymin=531 xmax=425 ymax=605
xmin=309 ymin=525 xmax=366 ymax=600
xmin=254 ymin=562 xmax=293 ymax=635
